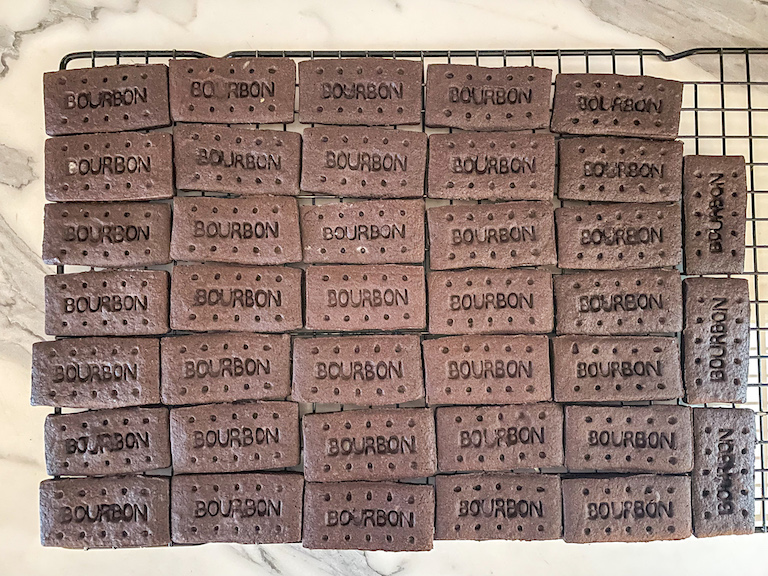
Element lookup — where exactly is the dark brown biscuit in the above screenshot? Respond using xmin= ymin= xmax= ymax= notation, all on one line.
xmin=170 ymin=264 xmax=302 ymax=332
xmin=552 ymin=335 xmax=683 ymax=402
xmin=302 ymin=408 xmax=436 ymax=482
xmin=170 ymin=196 xmax=302 ymax=265
xmin=562 ymin=475 xmax=692 ymax=543
xmin=43 ymin=202 xmax=171 ymax=267
xmin=40 ymin=476 xmax=170 ymax=548
xmin=300 ymin=126 xmax=427 ymax=198
xmin=551 ymin=73 xmax=683 ymax=139
xmin=554 ymin=270 xmax=683 ymax=335
xmin=173 ymin=124 xmax=301 ymax=195
xmin=425 ymin=64 xmax=552 ymax=131
xmin=305 ymin=265 xmax=426 ymax=331
xmin=683 ymin=277 xmax=749 ymax=404
xmin=428 ymin=269 xmax=554 ymax=335
xmin=435 ymin=404 xmax=564 ymax=473
xmin=31 ymin=337 xmax=161 ymax=409
xmin=422 ymin=335 xmax=551 ymax=405
xmin=427 ymin=132 xmax=555 ymax=201
xmin=169 ymin=57 xmax=295 ymax=124
xmin=44 ymin=131 xmax=174 ymax=202
xmin=45 ymin=270 xmax=169 ymax=337
xmin=292 ymin=334 xmax=423 ymax=405
xmin=44 ymin=64 xmax=170 ymax=136
xmin=683 ymin=155 xmax=747 ymax=274
xmin=692 ymin=408 xmax=755 ymax=537
xmin=300 ymin=199 xmax=425 ymax=264
xmin=434 ymin=473 xmax=561 ymax=541
xmin=557 ymin=137 xmax=683 ymax=203
xmin=555 ymin=202 xmax=682 ymax=270
xmin=170 ymin=401 xmax=300 ymax=474
xmin=298 ymin=58 xmax=422 ymax=126
xmin=160 ymin=333 xmax=291 ymax=405
xmin=44 ymin=406 xmax=170 ymax=476
xmin=564 ymin=405 xmax=693 ymax=473
xmin=171 ymin=472 xmax=304 ymax=544
xmin=303 ymin=481 xmax=434 ymax=551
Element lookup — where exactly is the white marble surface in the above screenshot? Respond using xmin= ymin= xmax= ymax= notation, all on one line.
xmin=2 ymin=1 xmax=768 ymax=575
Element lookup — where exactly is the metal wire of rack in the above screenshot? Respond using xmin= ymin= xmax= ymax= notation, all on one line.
xmin=54 ymin=47 xmax=768 ymax=534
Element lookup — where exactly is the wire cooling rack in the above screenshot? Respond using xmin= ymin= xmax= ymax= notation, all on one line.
xmin=55 ymin=47 xmax=768 ymax=534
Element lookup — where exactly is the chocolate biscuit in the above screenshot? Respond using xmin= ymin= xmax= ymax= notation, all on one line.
xmin=302 ymin=408 xmax=436 ymax=482
xmin=425 ymin=64 xmax=552 ymax=131
xmin=683 ymin=277 xmax=750 ymax=403
xmin=45 ymin=270 xmax=169 ymax=337
xmin=170 ymin=196 xmax=302 ymax=265
xmin=170 ymin=401 xmax=300 ymax=474
xmin=554 ymin=270 xmax=683 ymax=335
xmin=43 ymin=201 xmax=171 ymax=267
xmin=300 ymin=126 xmax=427 ymax=198
xmin=44 ymin=64 xmax=170 ymax=136
xmin=160 ymin=333 xmax=291 ymax=405
xmin=428 ymin=269 xmax=554 ymax=335
xmin=40 ymin=475 xmax=170 ymax=548
xmin=427 ymin=132 xmax=555 ymax=201
xmin=551 ymin=73 xmax=683 ymax=139
xmin=298 ymin=58 xmax=422 ymax=126
xmin=292 ymin=334 xmax=423 ymax=405
xmin=169 ymin=57 xmax=295 ymax=124
xmin=422 ymin=335 xmax=551 ymax=405
xmin=44 ymin=406 xmax=170 ymax=476
xmin=683 ymin=155 xmax=748 ymax=274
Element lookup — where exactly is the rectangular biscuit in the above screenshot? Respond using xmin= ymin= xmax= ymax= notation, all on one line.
xmin=302 ymin=408 xmax=436 ymax=482
xmin=170 ymin=264 xmax=302 ymax=332
xmin=170 ymin=196 xmax=302 ymax=265
xmin=683 ymin=155 xmax=748 ymax=274
xmin=300 ymin=199 xmax=425 ymax=264
xmin=303 ymin=481 xmax=434 ymax=551
xmin=160 ymin=333 xmax=291 ymax=405
xmin=564 ymin=405 xmax=693 ymax=474
xmin=422 ymin=335 xmax=551 ymax=405
xmin=300 ymin=126 xmax=427 ymax=198
xmin=298 ymin=58 xmax=422 ymax=125
xmin=31 ymin=337 xmax=161 ymax=409
xmin=425 ymin=64 xmax=552 ymax=131
xmin=169 ymin=57 xmax=295 ymax=124
xmin=171 ymin=472 xmax=304 ymax=544
xmin=434 ymin=473 xmax=562 ymax=541
xmin=44 ymin=406 xmax=170 ymax=476
xmin=43 ymin=201 xmax=171 ymax=267
xmin=170 ymin=401 xmax=300 ymax=474
xmin=173 ymin=124 xmax=301 ymax=195
xmin=44 ymin=270 xmax=169 ymax=337
xmin=427 ymin=201 xmax=556 ymax=270
xmin=305 ymin=265 xmax=426 ymax=331
xmin=428 ymin=269 xmax=554 ymax=335
xmin=557 ymin=137 xmax=683 ymax=203
xmin=44 ymin=64 xmax=170 ymax=136
xmin=292 ymin=334 xmax=424 ymax=405
xmin=427 ymin=132 xmax=555 ymax=201
xmin=550 ymin=73 xmax=683 ymax=139
xmin=552 ymin=335 xmax=683 ymax=402
xmin=683 ymin=277 xmax=750 ymax=403
xmin=562 ymin=475 xmax=691 ymax=543
xmin=40 ymin=476 xmax=170 ymax=548
xmin=44 ymin=131 xmax=174 ymax=202
xmin=692 ymin=408 xmax=755 ymax=537
xmin=435 ymin=404 xmax=564 ymax=473
xmin=555 ymin=202 xmax=682 ymax=270
xmin=554 ymin=270 xmax=682 ymax=335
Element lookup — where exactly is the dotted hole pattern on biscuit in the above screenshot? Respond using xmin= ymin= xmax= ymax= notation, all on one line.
xmin=574 ymin=142 xmax=669 ymax=194
xmin=440 ymin=69 xmax=539 ymax=123
xmin=314 ymin=205 xmax=413 ymax=257
xmin=318 ymin=271 xmax=417 ymax=324
xmin=572 ymin=207 xmax=669 ymax=263
xmin=56 ymin=277 xmax=153 ymax=330
xmin=699 ymin=424 xmax=753 ymax=521
xmin=566 ymin=79 xmax=668 ymax=130
xmin=311 ymin=63 xmax=410 ymax=117
xmin=691 ymin=293 xmax=747 ymax=390
xmin=568 ymin=342 xmax=667 ymax=394
xmin=690 ymin=168 xmax=744 ymax=261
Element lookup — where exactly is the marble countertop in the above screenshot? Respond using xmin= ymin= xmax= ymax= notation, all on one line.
xmin=2 ymin=1 xmax=768 ymax=575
